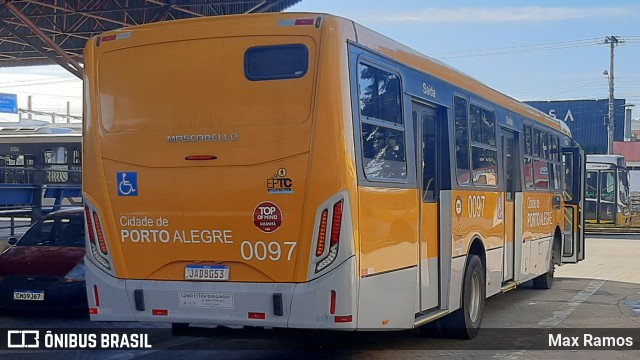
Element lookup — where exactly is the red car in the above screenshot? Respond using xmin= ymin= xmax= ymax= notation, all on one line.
xmin=0 ymin=208 xmax=87 ymax=312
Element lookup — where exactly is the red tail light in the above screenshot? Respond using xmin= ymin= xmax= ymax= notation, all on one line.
xmin=315 ymin=199 xmax=345 ymax=273
xmin=294 ymin=18 xmax=314 ymax=26
xmin=92 ymin=211 xmax=108 ymax=254
xmin=85 ymin=203 xmax=112 ymax=272
xmin=334 ymin=315 xmax=353 ymax=323
xmin=330 ymin=290 xmax=336 ymax=315
xmin=330 ymin=200 xmax=343 ymax=246
xmin=185 ymin=155 xmax=217 ymax=161
xmin=248 ymin=312 xmax=266 ymax=319
xmin=315 ymin=209 xmax=329 ymax=256
xmin=84 ymin=206 xmax=96 ymax=244
xmin=93 ymin=285 xmax=100 ymax=307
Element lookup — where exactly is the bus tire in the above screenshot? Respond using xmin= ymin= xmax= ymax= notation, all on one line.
xmin=442 ymin=255 xmax=485 ymax=339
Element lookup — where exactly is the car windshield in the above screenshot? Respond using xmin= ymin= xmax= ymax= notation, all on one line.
xmin=17 ymin=213 xmax=85 ymax=247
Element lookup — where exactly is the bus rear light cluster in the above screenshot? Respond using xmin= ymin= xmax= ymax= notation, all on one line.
xmin=84 ymin=204 xmax=111 ymax=271
xmin=91 ymin=212 xmax=108 ymax=254
xmin=315 ymin=200 xmax=344 ymax=273
xmin=84 ymin=206 xmax=96 ymax=245
xmin=315 ymin=209 xmax=329 ymax=256
xmin=330 ymin=201 xmax=343 ymax=245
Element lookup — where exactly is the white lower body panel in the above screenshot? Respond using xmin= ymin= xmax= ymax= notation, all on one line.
xmin=357 ymin=266 xmax=418 ymax=330
xmin=86 ymin=256 xmax=359 ymax=330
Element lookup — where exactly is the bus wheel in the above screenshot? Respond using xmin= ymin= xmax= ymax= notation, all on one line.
xmin=442 ymin=255 xmax=485 ymax=339
xmin=533 ymin=242 xmax=558 ymax=289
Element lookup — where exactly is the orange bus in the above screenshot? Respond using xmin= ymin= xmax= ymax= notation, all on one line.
xmin=82 ymin=12 xmax=585 ymax=339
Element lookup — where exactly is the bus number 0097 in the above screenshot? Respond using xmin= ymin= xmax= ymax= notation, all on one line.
xmin=241 ymin=241 xmax=297 ymax=261
xmin=468 ymin=195 xmax=486 ymax=218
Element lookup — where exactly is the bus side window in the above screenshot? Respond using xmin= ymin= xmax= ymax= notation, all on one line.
xmin=361 ymin=124 xmax=406 ymax=179
xmin=563 ymin=153 xmax=575 ymax=201
xmin=358 ymin=62 xmax=406 ymax=181
xmin=524 ymin=125 xmax=534 ymax=189
xmin=422 ymin=108 xmax=437 ymax=201
xmin=470 ymin=104 xmax=497 ymax=186
xmin=358 ymin=63 xmax=402 ymax=125
xmin=454 ymin=96 xmax=470 ymax=184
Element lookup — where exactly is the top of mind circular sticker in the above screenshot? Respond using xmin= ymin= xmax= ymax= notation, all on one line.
xmin=253 ymin=201 xmax=283 ymax=233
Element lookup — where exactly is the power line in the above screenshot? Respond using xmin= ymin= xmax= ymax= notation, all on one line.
xmin=530 ymin=81 xmax=603 ymax=101
xmin=432 ymin=38 xmax=602 ymax=59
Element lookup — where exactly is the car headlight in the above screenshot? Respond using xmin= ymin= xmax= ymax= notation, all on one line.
xmin=64 ymin=262 xmax=85 ymax=282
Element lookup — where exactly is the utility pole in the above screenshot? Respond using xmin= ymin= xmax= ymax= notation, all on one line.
xmin=604 ymin=36 xmax=624 ymax=154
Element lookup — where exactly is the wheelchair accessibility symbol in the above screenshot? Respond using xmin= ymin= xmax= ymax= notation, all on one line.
xmin=117 ymin=172 xmax=138 ymax=196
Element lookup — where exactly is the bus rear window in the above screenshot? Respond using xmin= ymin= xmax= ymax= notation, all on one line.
xmin=244 ymin=44 xmax=308 ymax=81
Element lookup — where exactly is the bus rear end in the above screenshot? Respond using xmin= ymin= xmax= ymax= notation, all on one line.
xmin=83 ymin=14 xmax=359 ymax=329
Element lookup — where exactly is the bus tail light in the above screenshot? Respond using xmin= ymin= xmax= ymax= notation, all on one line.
xmin=152 ymin=309 xmax=168 ymax=316
xmin=315 ymin=209 xmax=329 ymax=256
xmin=248 ymin=312 xmax=266 ymax=320
xmin=93 ymin=284 xmax=101 ymax=307
xmin=84 ymin=206 xmax=96 ymax=245
xmin=330 ymin=290 xmax=336 ymax=314
xmin=334 ymin=315 xmax=353 ymax=323
xmin=84 ymin=201 xmax=112 ymax=272
xmin=315 ymin=199 xmax=344 ymax=273
xmin=330 ymin=201 xmax=343 ymax=246
xmin=92 ymin=211 xmax=108 ymax=255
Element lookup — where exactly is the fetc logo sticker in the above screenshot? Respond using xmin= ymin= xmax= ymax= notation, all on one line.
xmin=253 ymin=201 xmax=283 ymax=233
xmin=267 ymin=167 xmax=294 ymax=194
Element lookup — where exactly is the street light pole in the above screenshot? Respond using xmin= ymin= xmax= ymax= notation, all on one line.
xmin=604 ymin=36 xmax=622 ymax=154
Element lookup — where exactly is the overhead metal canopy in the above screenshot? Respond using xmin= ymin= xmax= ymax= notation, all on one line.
xmin=0 ymin=0 xmax=302 ymax=77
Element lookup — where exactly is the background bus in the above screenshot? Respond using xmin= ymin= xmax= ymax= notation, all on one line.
xmin=82 ymin=13 xmax=584 ymax=339
xmin=0 ymin=127 xmax=82 ymax=236
xmin=585 ymin=154 xmax=631 ymax=225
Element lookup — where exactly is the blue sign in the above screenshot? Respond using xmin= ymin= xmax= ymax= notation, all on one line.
xmin=117 ymin=172 xmax=138 ymax=196
xmin=0 ymin=93 xmax=18 ymax=114
xmin=526 ymin=99 xmax=625 ymax=154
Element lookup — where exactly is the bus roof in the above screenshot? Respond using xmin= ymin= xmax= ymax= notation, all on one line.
xmin=586 ymin=154 xmax=626 ymax=166
xmin=92 ymin=12 xmax=568 ymax=136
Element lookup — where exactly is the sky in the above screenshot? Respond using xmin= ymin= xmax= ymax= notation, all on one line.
xmin=1 ymin=0 xmax=639 ymax=122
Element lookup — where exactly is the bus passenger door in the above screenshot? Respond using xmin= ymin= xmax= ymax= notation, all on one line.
xmin=562 ymin=147 xmax=585 ymax=263
xmin=500 ymin=129 xmax=517 ymax=281
xmin=413 ymin=101 xmax=439 ymax=311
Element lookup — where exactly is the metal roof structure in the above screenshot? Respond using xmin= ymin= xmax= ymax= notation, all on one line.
xmin=0 ymin=0 xmax=302 ymax=77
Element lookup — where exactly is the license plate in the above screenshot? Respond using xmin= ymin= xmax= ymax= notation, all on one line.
xmin=179 ymin=292 xmax=234 ymax=308
xmin=13 ymin=290 xmax=45 ymax=301
xmin=185 ymin=265 xmax=229 ymax=281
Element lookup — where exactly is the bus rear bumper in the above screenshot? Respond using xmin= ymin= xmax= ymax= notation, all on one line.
xmin=85 ymin=257 xmax=358 ymax=330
